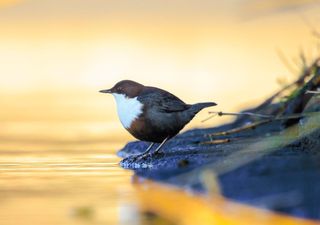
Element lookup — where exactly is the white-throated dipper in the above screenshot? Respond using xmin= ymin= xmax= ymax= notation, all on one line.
xmin=100 ymin=80 xmax=217 ymax=159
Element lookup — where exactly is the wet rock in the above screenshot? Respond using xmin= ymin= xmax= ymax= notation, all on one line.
xmin=117 ymin=62 xmax=320 ymax=220
xmin=118 ymin=118 xmax=320 ymax=220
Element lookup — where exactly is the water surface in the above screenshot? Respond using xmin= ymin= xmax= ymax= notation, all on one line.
xmin=0 ymin=132 xmax=147 ymax=225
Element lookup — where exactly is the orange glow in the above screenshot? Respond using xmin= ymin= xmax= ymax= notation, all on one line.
xmin=0 ymin=0 xmax=22 ymax=7
xmin=0 ymin=1 xmax=319 ymax=224
xmin=135 ymin=181 xmax=319 ymax=225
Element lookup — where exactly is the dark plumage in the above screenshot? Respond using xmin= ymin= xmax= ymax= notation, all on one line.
xmin=100 ymin=80 xmax=217 ymax=158
xmin=134 ymin=86 xmax=215 ymax=142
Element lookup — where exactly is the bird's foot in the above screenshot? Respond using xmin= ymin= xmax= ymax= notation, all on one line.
xmin=120 ymin=156 xmax=150 ymax=169
xmin=140 ymin=151 xmax=164 ymax=160
xmin=131 ymin=150 xmax=164 ymax=161
xmin=128 ymin=154 xmax=142 ymax=161
xmin=123 ymin=154 xmax=147 ymax=163
xmin=120 ymin=151 xmax=164 ymax=169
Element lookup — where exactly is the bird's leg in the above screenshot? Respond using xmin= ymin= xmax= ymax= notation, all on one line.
xmin=136 ymin=137 xmax=169 ymax=160
xmin=152 ymin=137 xmax=169 ymax=155
xmin=132 ymin=142 xmax=154 ymax=159
xmin=141 ymin=142 xmax=155 ymax=155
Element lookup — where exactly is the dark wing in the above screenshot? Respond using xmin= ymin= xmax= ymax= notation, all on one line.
xmin=137 ymin=87 xmax=190 ymax=113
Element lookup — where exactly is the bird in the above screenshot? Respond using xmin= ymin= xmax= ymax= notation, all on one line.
xmin=100 ymin=80 xmax=217 ymax=159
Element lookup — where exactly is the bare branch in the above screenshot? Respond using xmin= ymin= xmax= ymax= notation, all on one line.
xmin=305 ymin=90 xmax=320 ymax=94
xmin=209 ymin=111 xmax=274 ymax=118
xmin=204 ymin=112 xmax=318 ymax=138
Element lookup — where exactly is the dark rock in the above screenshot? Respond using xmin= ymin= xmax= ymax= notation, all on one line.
xmin=117 ymin=64 xmax=320 ymax=220
xmin=118 ymin=118 xmax=320 ymax=220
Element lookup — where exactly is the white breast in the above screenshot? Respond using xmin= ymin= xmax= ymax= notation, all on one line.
xmin=112 ymin=93 xmax=143 ymax=129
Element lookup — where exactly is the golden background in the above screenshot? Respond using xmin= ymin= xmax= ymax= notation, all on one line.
xmin=1 ymin=0 xmax=319 ymax=151
xmin=0 ymin=1 xmax=319 ymax=224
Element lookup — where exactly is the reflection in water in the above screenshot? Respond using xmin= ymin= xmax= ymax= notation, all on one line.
xmin=134 ymin=181 xmax=319 ymax=225
xmin=0 ymin=142 xmax=139 ymax=224
xmin=1 ymin=143 xmax=317 ymax=225
xmin=0 ymin=118 xmax=184 ymax=225
xmin=0 ymin=130 xmax=193 ymax=225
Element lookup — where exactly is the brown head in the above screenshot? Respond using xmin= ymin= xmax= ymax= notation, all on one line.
xmin=99 ymin=80 xmax=144 ymax=98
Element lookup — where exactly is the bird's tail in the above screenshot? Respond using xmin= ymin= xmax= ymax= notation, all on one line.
xmin=179 ymin=102 xmax=217 ymax=124
xmin=191 ymin=102 xmax=217 ymax=113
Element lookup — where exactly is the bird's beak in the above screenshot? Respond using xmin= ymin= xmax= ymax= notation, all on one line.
xmin=99 ymin=89 xmax=112 ymax=94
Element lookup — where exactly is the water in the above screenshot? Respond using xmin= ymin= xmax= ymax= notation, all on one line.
xmin=0 ymin=139 xmax=145 ymax=224
xmin=0 ymin=123 xmax=148 ymax=225
xmin=0 ymin=123 xmax=315 ymax=225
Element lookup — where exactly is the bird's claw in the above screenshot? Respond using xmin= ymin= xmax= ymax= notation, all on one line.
xmin=130 ymin=151 xmax=164 ymax=161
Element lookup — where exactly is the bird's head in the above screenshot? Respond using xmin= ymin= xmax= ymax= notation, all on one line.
xmin=99 ymin=80 xmax=144 ymax=98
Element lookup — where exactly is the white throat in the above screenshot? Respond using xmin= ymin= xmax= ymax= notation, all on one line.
xmin=112 ymin=93 xmax=143 ymax=129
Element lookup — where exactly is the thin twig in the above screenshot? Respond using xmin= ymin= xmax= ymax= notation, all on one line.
xmin=201 ymin=111 xmax=274 ymax=123
xmin=305 ymin=90 xmax=320 ymax=94
xmin=210 ymin=111 xmax=314 ymax=120
xmin=205 ymin=112 xmax=317 ymax=137
xmin=201 ymin=114 xmax=217 ymax=123
xmin=201 ymin=139 xmax=231 ymax=145
xmin=210 ymin=111 xmax=274 ymax=118
xmin=206 ymin=119 xmax=272 ymax=137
